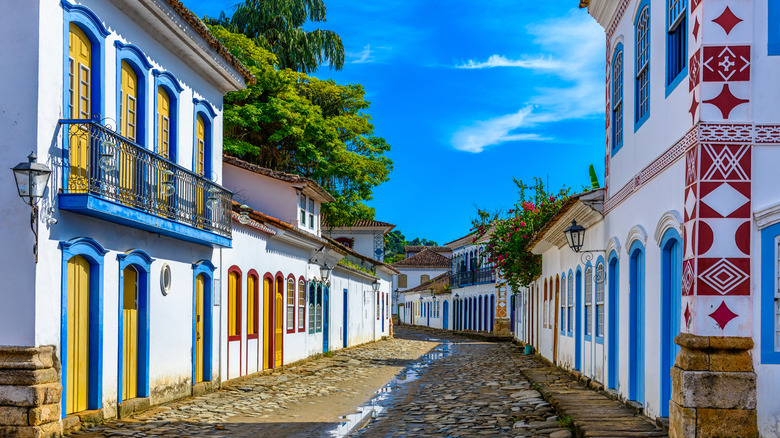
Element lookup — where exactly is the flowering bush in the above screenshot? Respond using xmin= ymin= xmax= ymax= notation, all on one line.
xmin=472 ymin=177 xmax=569 ymax=291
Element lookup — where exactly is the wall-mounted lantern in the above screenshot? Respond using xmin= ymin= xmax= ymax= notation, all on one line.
xmin=11 ymin=152 xmax=52 ymax=263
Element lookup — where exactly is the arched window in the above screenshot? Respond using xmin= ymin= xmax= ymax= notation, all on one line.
xmin=67 ymin=23 xmax=94 ymax=193
xmin=193 ymin=99 xmax=216 ymax=176
xmin=153 ymin=70 xmax=183 ymax=162
xmin=420 ymin=274 xmax=430 ymax=283
xmin=287 ymin=276 xmax=295 ymax=333
xmin=308 ymin=282 xmax=316 ymax=334
xmin=560 ymin=274 xmax=567 ymax=334
xmin=227 ymin=268 xmax=241 ymax=340
xmin=596 ymin=263 xmax=605 ymax=338
xmin=635 ymin=2 xmax=651 ymax=127
xmin=612 ymin=44 xmax=624 ymax=154
xmin=666 ymin=0 xmax=687 ymax=89
xmin=585 ymin=266 xmax=593 ymax=337
xmin=398 ymin=274 xmax=407 ymax=288
xmin=247 ymin=271 xmax=258 ymax=337
xmin=543 ymin=279 xmax=548 ymax=328
xmin=567 ymin=272 xmax=574 ymax=335
xmin=116 ymin=43 xmax=152 ymax=146
xmin=297 ymin=278 xmax=306 ymax=332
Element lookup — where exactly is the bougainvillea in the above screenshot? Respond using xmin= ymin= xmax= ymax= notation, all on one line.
xmin=472 ymin=177 xmax=569 ymax=291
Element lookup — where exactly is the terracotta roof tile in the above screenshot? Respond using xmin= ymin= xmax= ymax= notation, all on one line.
xmin=392 ymin=248 xmax=452 ymax=269
xmin=404 ymin=246 xmax=452 ymax=254
xmin=224 ymin=156 xmax=335 ymax=202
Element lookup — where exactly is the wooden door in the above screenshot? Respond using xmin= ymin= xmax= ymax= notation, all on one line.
xmin=157 ymin=87 xmax=170 ymax=159
xmin=194 ymin=274 xmax=205 ymax=383
xmin=66 ymin=256 xmax=90 ymax=414
xmin=122 ymin=266 xmax=139 ymax=400
xmin=194 ymin=115 xmax=206 ymax=226
xmin=553 ymin=277 xmax=560 ymax=364
xmin=68 ymin=23 xmax=91 ymax=192
xmin=119 ymin=61 xmax=137 ymax=204
xmin=274 ymin=281 xmax=283 ymax=367
xmin=263 ymin=278 xmax=272 ymax=369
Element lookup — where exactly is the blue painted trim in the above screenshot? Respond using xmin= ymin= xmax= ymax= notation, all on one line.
xmin=62 ymin=1 xmax=108 ymax=190
xmin=584 ymin=260 xmax=593 ymax=342
xmin=770 ymin=1 xmax=780 ymax=55
xmin=343 ymin=289 xmax=348 ymax=348
xmin=665 ymin=65 xmax=688 ymax=97
xmin=59 ymin=237 xmax=108 ymax=416
xmin=152 ymin=70 xmax=183 ymax=163
xmin=58 ymin=193 xmax=231 ymax=247
xmin=567 ymin=269 xmax=574 ymax=337
xmin=323 ymin=285 xmax=330 ymax=352
xmin=192 ymin=261 xmax=215 ymax=383
xmin=665 ymin=0 xmax=687 ymax=96
xmin=575 ymin=267 xmax=583 ymax=370
xmin=634 ymin=0 xmax=651 ymax=132
xmin=116 ymin=42 xmax=152 ymax=148
xmin=560 ymin=273 xmax=567 ymax=336
xmin=660 ymin=228 xmax=682 ymax=416
xmin=607 ymin=251 xmax=620 ymax=390
xmin=595 ymin=255 xmax=606 ymax=341
xmin=117 ymin=250 xmax=154 ymax=402
xmin=611 ymin=43 xmax=624 ymax=157
xmin=761 ymin=222 xmax=780 ymax=363
xmin=628 ymin=240 xmax=645 ymax=404
xmin=192 ymin=99 xmax=216 ymax=178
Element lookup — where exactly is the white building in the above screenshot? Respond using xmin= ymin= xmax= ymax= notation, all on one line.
xmin=323 ymin=219 xmax=395 ymax=262
xmin=399 ymin=272 xmax=452 ymax=329
xmin=392 ymin=248 xmax=452 ymax=323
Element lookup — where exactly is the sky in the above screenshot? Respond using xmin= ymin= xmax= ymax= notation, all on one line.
xmin=186 ymin=0 xmax=607 ymax=245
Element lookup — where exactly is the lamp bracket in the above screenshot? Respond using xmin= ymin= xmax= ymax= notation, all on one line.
xmin=579 ymin=250 xmax=606 ymax=283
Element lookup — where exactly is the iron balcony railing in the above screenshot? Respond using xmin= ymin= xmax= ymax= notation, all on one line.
xmin=450 ymin=266 xmax=495 ymax=288
xmin=60 ymin=120 xmax=232 ymax=238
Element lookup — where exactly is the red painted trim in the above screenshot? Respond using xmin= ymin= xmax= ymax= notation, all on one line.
xmin=286 ymin=273 xmax=296 ymax=334
xmin=227 ymin=266 xmax=242 ymax=342
xmin=262 ymin=273 xmax=274 ymax=370
xmin=275 ymin=275 xmax=285 ymax=367
xmin=297 ymin=276 xmax=306 ymax=333
xmin=247 ymin=269 xmax=259 ymax=342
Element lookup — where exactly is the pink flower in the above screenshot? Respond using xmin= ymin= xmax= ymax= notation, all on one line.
xmin=520 ymin=221 xmax=526 ymax=227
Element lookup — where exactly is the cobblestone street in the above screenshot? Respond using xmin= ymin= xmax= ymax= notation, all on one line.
xmin=70 ymin=327 xmax=664 ymax=437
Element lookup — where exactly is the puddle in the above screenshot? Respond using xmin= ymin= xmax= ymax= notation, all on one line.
xmin=328 ymin=341 xmax=454 ymax=437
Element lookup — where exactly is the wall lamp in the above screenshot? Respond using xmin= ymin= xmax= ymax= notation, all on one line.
xmin=563 ymin=219 xmax=606 ymax=283
xmin=11 ymin=152 xmax=52 ymax=263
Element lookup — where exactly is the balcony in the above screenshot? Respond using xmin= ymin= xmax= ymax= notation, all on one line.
xmin=58 ymin=120 xmax=232 ymax=247
xmin=450 ymin=267 xmax=495 ymax=288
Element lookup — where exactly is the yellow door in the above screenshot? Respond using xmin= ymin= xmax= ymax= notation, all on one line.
xmin=247 ymin=275 xmax=257 ymax=336
xmin=195 ymin=114 xmax=206 ymax=226
xmin=274 ymin=282 xmax=283 ymax=367
xmin=157 ymin=87 xmax=170 ymax=159
xmin=194 ymin=274 xmax=205 ymax=383
xmin=68 ymin=23 xmax=91 ymax=193
xmin=119 ymin=61 xmax=137 ymax=204
xmin=122 ymin=266 xmax=139 ymax=400
xmin=66 ymin=256 xmax=90 ymax=414
xmin=263 ymin=278 xmax=272 ymax=369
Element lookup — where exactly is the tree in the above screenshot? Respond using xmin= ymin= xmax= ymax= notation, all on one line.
xmin=207 ymin=0 xmax=344 ymax=73
xmin=383 ymin=230 xmax=440 ymax=264
xmin=209 ymin=26 xmax=392 ymax=227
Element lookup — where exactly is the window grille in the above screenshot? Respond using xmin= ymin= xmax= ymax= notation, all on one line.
xmin=585 ymin=267 xmax=593 ymax=336
xmin=287 ymin=278 xmax=295 ymax=331
xmin=298 ymin=280 xmax=306 ymax=331
xmin=612 ymin=49 xmax=623 ymax=152
xmin=596 ymin=263 xmax=605 ymax=337
xmin=561 ymin=277 xmax=566 ymax=332
xmin=308 ymin=283 xmax=315 ymax=334
xmin=568 ymin=273 xmax=574 ymax=334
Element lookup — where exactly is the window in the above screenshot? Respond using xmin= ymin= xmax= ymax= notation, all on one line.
xmin=315 ymin=284 xmax=323 ymax=332
xmin=300 ymin=195 xmax=307 ymax=227
xmin=308 ymin=283 xmax=315 ymax=334
xmin=195 ymin=114 xmax=206 ymax=176
xmin=596 ymin=263 xmax=605 ymax=338
xmin=298 ymin=279 xmax=306 ymax=332
xmin=421 ymin=274 xmax=430 ymax=283
xmin=228 ymin=269 xmax=241 ymax=339
xmin=560 ymin=275 xmax=566 ymax=334
xmin=666 ymin=0 xmax=687 ymax=91
xmin=287 ymin=277 xmax=295 ymax=333
xmin=775 ymin=238 xmax=780 ymax=353
xmin=635 ymin=2 xmax=651 ymax=127
xmin=193 ymin=100 xmax=215 ymax=177
xmin=67 ymin=23 xmax=93 ymax=192
xmin=760 ymin=223 xmax=780 ymax=363
xmin=308 ymin=199 xmax=315 ymax=229
xmin=612 ymin=45 xmax=624 ymax=154
xmin=247 ymin=273 xmax=258 ymax=337
xmin=398 ymin=274 xmax=407 ymax=288
xmin=568 ymin=272 xmax=574 ymax=335
xmin=376 ymin=292 xmax=380 ymax=320
xmin=119 ymin=61 xmax=139 ymax=143
xmin=585 ymin=266 xmax=593 ymax=337
xmin=543 ymin=280 xmax=548 ymax=328
xmin=335 ymin=237 xmax=354 ymax=248
xmin=157 ymin=87 xmax=171 ymax=159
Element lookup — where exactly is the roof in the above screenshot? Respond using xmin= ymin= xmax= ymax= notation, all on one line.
xmin=223 ymin=156 xmax=335 ymax=202
xmin=403 ymin=272 xmax=451 ymax=294
xmin=528 ymin=189 xmax=605 ymax=254
xmin=392 ymin=248 xmax=452 ymax=269
xmin=323 ymin=218 xmax=396 ymax=235
xmin=232 ymin=201 xmax=329 ymax=246
xmin=404 ymin=246 xmax=452 ymax=254
xmin=322 ymin=235 xmax=400 ymax=275
xmin=162 ymin=0 xmax=254 ymax=84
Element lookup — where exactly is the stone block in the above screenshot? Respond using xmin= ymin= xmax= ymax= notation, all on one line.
xmin=28 ymin=404 xmax=60 ymax=426
xmin=675 ymin=348 xmax=708 ymax=371
xmin=708 ymin=351 xmax=753 ymax=373
xmin=698 ymin=408 xmax=757 ymax=438
xmin=669 ymin=401 xmax=696 ymax=438
xmin=675 ymin=370 xmax=756 ymax=410
xmin=118 ymin=397 xmax=150 ymax=419
xmin=0 ymin=384 xmax=60 ymax=407
xmin=676 ymin=333 xmax=710 ymax=350
xmin=38 ymin=420 xmax=63 ymax=438
xmin=0 ymin=368 xmax=58 ymax=386
xmin=0 ymin=422 xmax=63 ymax=438
xmin=0 ymin=346 xmax=54 ymax=370
xmin=61 ymin=415 xmax=80 ymax=434
xmin=42 ymin=385 xmax=61 ymax=405
xmin=708 ymin=337 xmax=753 ymax=351
xmin=74 ymin=409 xmax=103 ymax=425
xmin=0 ymin=406 xmax=31 ymax=426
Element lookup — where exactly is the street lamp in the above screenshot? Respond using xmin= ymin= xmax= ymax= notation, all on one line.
xmin=563 ymin=220 xmax=586 ymax=253
xmin=11 ymin=152 xmax=52 ymax=263
xmin=372 ymin=279 xmax=380 ymax=292
xmin=320 ymin=264 xmax=332 ymax=282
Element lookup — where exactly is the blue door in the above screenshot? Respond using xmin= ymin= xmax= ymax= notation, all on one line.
xmin=608 ymin=255 xmax=620 ymax=390
xmin=343 ymin=289 xmax=348 ymax=348
xmin=660 ymin=231 xmax=681 ymax=417
xmin=510 ymin=295 xmax=515 ymax=333
xmin=426 ymin=301 xmax=430 ymax=326
xmin=323 ymin=286 xmax=330 ymax=353
xmin=443 ymin=301 xmax=449 ymax=329
xmin=575 ymin=269 xmax=583 ymax=371
xmin=381 ymin=293 xmax=385 ymax=332
xmin=629 ymin=243 xmax=645 ymax=404
xmin=490 ymin=294 xmax=495 ymax=332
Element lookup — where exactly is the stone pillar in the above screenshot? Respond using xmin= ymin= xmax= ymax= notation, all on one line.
xmin=494 ymin=317 xmax=511 ymax=337
xmin=669 ymin=334 xmax=756 ymax=438
xmin=0 ymin=346 xmax=63 ymax=437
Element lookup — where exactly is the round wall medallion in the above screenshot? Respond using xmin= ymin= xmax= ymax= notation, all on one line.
xmin=160 ymin=263 xmax=172 ymax=296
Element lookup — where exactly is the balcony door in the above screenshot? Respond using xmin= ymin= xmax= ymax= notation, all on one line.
xmin=119 ymin=61 xmax=138 ymax=205
xmin=68 ymin=23 xmax=91 ymax=193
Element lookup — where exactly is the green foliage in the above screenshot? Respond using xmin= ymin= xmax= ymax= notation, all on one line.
xmin=337 ymin=258 xmax=376 ymax=275
xmin=472 ymin=177 xmax=570 ymax=290
xmin=208 ymin=25 xmax=392 ymax=227
xmin=383 ymin=230 xmax=439 ymax=264
xmin=206 ymin=0 xmax=344 ymax=73
xmin=589 ymin=164 xmax=600 ymax=189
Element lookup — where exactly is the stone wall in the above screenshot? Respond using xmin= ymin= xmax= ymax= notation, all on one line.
xmin=669 ymin=334 xmax=757 ymax=438
xmin=0 ymin=346 xmax=62 ymax=438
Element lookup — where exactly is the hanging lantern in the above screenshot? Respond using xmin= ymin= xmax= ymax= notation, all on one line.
xmin=98 ymin=140 xmax=116 ymax=172
xmin=206 ymin=186 xmax=220 ymax=209
xmin=161 ymin=170 xmax=175 ymax=197
xmin=238 ymin=204 xmax=251 ymax=224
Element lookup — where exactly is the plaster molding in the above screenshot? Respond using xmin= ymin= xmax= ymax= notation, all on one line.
xmin=654 ymin=210 xmax=684 ymax=245
xmin=625 ymin=225 xmax=648 ymax=254
xmin=754 ymin=202 xmax=780 ymax=230
xmin=606 ymin=236 xmax=622 ymax=259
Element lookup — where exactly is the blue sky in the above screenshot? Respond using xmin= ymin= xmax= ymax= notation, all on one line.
xmin=186 ymin=0 xmax=606 ymax=245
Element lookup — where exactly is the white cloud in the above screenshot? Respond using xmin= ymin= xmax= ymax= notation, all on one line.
xmin=347 ymin=44 xmax=374 ymax=64
xmin=451 ymin=12 xmax=605 ymax=153
xmin=451 ymin=107 xmax=552 ymax=153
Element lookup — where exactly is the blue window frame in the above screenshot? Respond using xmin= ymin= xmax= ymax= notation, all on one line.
xmin=635 ymin=1 xmax=651 ymax=130
xmin=761 ymin=221 xmax=780 ymax=363
xmin=567 ymin=270 xmax=574 ymax=336
xmin=560 ymin=274 xmax=567 ymax=336
xmin=153 ymin=70 xmax=184 ymax=162
xmin=115 ymin=42 xmax=153 ymax=147
xmin=595 ymin=258 xmax=606 ymax=343
xmin=612 ymin=44 xmax=624 ymax=155
xmin=770 ymin=0 xmax=780 ymax=55
xmin=585 ymin=264 xmax=593 ymax=341
xmin=665 ymin=0 xmax=687 ymax=95
xmin=193 ymin=98 xmax=217 ymax=177
xmin=192 ymin=260 xmax=215 ymax=383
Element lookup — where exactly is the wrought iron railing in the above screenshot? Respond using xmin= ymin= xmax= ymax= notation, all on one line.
xmin=450 ymin=266 xmax=495 ymax=288
xmin=60 ymin=120 xmax=232 ymax=238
